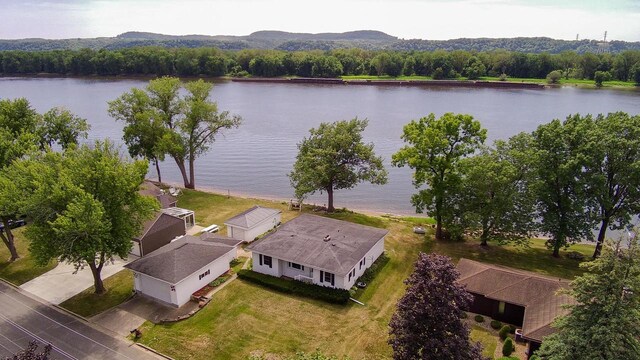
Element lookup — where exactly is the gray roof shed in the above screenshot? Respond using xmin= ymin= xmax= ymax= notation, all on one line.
xmin=224 ymin=206 xmax=281 ymax=229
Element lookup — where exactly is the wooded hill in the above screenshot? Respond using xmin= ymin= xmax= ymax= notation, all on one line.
xmin=1 ymin=31 xmax=639 ymax=53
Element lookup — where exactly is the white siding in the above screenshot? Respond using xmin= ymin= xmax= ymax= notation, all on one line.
xmin=281 ymin=259 xmax=313 ymax=279
xmin=134 ymin=273 xmax=173 ymax=305
xmin=227 ymin=213 xmax=281 ymax=242
xmin=129 ymin=240 xmax=141 ymax=257
xmin=249 ymin=236 xmax=385 ymax=291
xmin=227 ymin=227 xmax=245 ymax=241
xmin=133 ymin=248 xmax=234 ymax=307
xmin=343 ymin=237 xmax=385 ymax=289
xmin=251 ymin=252 xmax=281 ymax=277
xmin=173 ymin=249 xmax=234 ymax=307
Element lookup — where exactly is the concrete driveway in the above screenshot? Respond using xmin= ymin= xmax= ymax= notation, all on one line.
xmin=20 ymin=256 xmax=136 ymax=304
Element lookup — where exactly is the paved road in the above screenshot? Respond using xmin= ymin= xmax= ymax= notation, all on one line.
xmin=0 ymin=281 xmax=162 ymax=360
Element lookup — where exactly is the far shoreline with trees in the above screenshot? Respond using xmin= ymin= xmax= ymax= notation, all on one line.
xmin=1 ymin=46 xmax=639 ymax=89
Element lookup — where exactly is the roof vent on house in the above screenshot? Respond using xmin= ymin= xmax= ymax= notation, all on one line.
xmin=323 ymin=235 xmax=331 ymax=242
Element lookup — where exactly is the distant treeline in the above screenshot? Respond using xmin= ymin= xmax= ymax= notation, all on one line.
xmin=2 ymin=31 xmax=640 ymax=53
xmin=1 ymin=47 xmax=640 ymax=82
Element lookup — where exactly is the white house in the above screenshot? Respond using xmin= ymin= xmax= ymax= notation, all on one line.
xmin=246 ymin=214 xmax=388 ymax=290
xmin=124 ymin=235 xmax=242 ymax=307
xmin=224 ymin=206 xmax=281 ymax=242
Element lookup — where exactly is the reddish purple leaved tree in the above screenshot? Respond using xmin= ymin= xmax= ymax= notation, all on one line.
xmin=389 ymin=253 xmax=484 ymax=360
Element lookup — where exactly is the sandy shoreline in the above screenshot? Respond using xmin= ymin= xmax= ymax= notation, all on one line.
xmin=157 ymin=180 xmax=420 ymax=218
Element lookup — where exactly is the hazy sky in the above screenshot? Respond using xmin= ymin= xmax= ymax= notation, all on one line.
xmin=2 ymin=0 xmax=639 ymax=41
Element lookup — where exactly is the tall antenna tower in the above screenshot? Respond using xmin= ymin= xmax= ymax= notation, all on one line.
xmin=596 ymin=31 xmax=610 ymax=54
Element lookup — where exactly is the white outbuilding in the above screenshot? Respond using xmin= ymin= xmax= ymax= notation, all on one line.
xmin=224 ymin=206 xmax=281 ymax=242
xmin=125 ymin=235 xmax=241 ymax=307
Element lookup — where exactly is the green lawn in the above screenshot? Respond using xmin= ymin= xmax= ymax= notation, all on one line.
xmin=175 ymin=189 xmax=298 ymax=233
xmin=138 ymin=213 xmax=425 ymax=359
xmin=230 ymin=256 xmax=248 ymax=273
xmin=431 ymin=236 xmax=593 ymax=279
xmin=1 ymin=189 xmax=599 ymax=359
xmin=340 ymin=74 xmax=638 ymax=89
xmin=59 ymin=270 xmax=134 ymax=317
xmin=471 ymin=325 xmax=498 ymax=359
xmin=0 ymin=227 xmax=56 ymax=285
xmin=136 ymin=200 xmax=592 ymax=360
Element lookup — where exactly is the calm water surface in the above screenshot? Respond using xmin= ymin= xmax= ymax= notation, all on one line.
xmin=1 ymin=77 xmax=639 ymax=215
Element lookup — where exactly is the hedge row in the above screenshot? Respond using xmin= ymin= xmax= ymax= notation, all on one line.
xmin=356 ymin=253 xmax=390 ymax=285
xmin=237 ymin=269 xmax=350 ymax=304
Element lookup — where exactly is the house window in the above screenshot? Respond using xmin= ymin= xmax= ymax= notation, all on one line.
xmin=198 ymin=269 xmax=210 ymax=280
xmin=348 ymin=268 xmax=356 ymax=281
xmin=359 ymin=258 xmax=366 ymax=270
xmin=498 ymin=301 xmax=506 ymax=315
xmin=288 ymin=262 xmax=304 ymax=270
xmin=323 ymin=271 xmax=335 ymax=286
xmin=263 ymin=255 xmax=272 ymax=268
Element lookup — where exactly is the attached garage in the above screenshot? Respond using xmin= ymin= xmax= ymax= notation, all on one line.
xmin=224 ymin=206 xmax=281 ymax=242
xmin=125 ymin=236 xmax=237 ymax=307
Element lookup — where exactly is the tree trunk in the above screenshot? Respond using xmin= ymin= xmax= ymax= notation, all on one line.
xmin=187 ymin=156 xmax=195 ymax=189
xmin=327 ymin=186 xmax=334 ymax=212
xmin=480 ymin=220 xmax=490 ymax=246
xmin=435 ymin=215 xmax=443 ymax=241
xmin=174 ymin=157 xmax=190 ymax=189
xmin=0 ymin=218 xmax=19 ymax=261
xmin=87 ymin=259 xmax=106 ymax=295
xmin=153 ymin=158 xmax=162 ymax=183
xmin=480 ymin=232 xmax=489 ymax=247
xmin=552 ymin=236 xmax=562 ymax=258
xmin=592 ymin=217 xmax=610 ymax=260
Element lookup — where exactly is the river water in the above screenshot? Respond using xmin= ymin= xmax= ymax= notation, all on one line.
xmin=1 ymin=77 xmax=639 ymax=215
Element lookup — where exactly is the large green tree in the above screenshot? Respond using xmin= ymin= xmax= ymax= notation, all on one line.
xmin=530 ymin=116 xmax=593 ymax=257
xmin=0 ymin=98 xmax=88 ymax=261
xmin=392 ymin=113 xmax=486 ymax=240
xmin=582 ymin=112 xmax=640 ymax=259
xmin=457 ymin=133 xmax=536 ymax=246
xmin=289 ymin=118 xmax=388 ymax=212
xmin=536 ymin=235 xmax=640 ymax=360
xmin=108 ymin=88 xmax=167 ymax=182
xmin=13 ymin=141 xmax=157 ymax=294
xmin=110 ymin=77 xmax=241 ymax=189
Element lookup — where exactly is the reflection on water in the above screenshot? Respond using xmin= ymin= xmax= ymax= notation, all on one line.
xmin=1 ymin=77 xmax=639 ymax=216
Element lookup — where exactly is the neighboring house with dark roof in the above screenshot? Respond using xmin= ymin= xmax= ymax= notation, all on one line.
xmin=224 ymin=206 xmax=281 ymax=242
xmin=130 ymin=212 xmax=185 ymax=257
xmin=125 ymin=235 xmax=241 ymax=307
xmin=139 ymin=181 xmax=177 ymax=209
xmin=246 ymin=214 xmax=388 ymax=290
xmin=456 ymin=259 xmax=575 ymax=358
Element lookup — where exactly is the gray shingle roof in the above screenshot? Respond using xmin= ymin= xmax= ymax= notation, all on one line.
xmin=456 ymin=258 xmax=575 ymax=342
xmin=246 ymin=214 xmax=388 ymax=276
xmin=125 ymin=237 xmax=234 ymax=284
xmin=199 ymin=233 xmax=244 ymax=247
xmin=139 ymin=181 xmax=177 ymax=209
xmin=224 ymin=206 xmax=281 ymax=229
